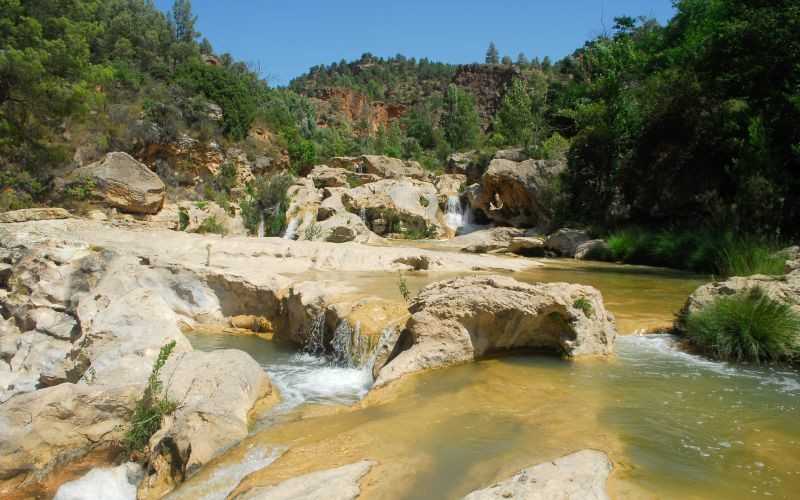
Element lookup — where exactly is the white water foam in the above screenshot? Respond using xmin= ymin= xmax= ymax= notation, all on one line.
xmin=444 ymin=196 xmax=463 ymax=230
xmin=55 ymin=462 xmax=144 ymax=500
xmin=256 ymin=210 xmax=265 ymax=238
xmin=618 ymin=334 xmax=800 ymax=394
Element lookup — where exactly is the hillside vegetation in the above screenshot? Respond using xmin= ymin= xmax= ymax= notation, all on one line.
xmin=1 ymin=0 xmax=799 ymax=242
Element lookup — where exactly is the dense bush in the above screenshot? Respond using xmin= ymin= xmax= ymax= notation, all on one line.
xmin=240 ymin=172 xmax=295 ymax=236
xmin=680 ymin=288 xmax=799 ymax=363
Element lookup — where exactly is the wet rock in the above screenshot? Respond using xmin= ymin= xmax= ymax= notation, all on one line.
xmin=546 ymin=228 xmax=591 ymax=257
xmin=69 ymin=152 xmax=165 ymax=214
xmin=233 ymin=460 xmax=376 ymax=500
xmin=374 ymin=275 xmax=616 ymax=386
xmin=462 ymin=450 xmax=613 ymax=499
xmin=0 ymin=208 xmax=72 ymax=223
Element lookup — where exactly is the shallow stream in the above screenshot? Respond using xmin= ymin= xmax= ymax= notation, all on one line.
xmin=171 ymin=260 xmax=800 ymax=499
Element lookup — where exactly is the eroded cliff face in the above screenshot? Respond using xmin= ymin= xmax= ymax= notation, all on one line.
xmin=452 ymin=64 xmax=523 ymax=129
xmin=311 ymin=88 xmax=406 ymax=135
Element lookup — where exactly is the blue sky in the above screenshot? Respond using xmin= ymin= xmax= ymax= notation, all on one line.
xmin=153 ymin=1 xmax=676 ymax=85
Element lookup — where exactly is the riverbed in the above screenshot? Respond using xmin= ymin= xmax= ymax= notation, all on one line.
xmin=172 ymin=260 xmax=800 ymax=499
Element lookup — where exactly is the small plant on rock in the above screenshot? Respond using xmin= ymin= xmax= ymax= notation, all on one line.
xmin=397 ymin=271 xmax=411 ymax=302
xmin=178 ymin=207 xmax=189 ymax=231
xmin=573 ymin=297 xmax=593 ymax=317
xmin=125 ymin=340 xmax=178 ymax=451
xmin=205 ymin=243 xmax=212 ymax=266
xmin=304 ymin=221 xmax=322 ymax=240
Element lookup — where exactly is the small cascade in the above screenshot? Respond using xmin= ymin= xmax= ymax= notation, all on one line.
xmin=364 ymin=325 xmax=394 ymax=376
xmin=359 ymin=206 xmax=368 ymax=226
xmin=303 ymin=311 xmax=325 ymax=355
xmin=283 ymin=216 xmax=300 ymax=240
xmin=331 ymin=320 xmax=369 ymax=368
xmin=444 ymin=195 xmax=464 ymax=230
xmin=257 ymin=210 xmax=266 ymax=238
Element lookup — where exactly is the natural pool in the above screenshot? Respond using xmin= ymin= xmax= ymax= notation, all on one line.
xmin=175 ymin=260 xmax=800 ymax=499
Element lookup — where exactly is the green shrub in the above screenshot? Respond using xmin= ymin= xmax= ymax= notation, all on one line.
xmin=397 ymin=272 xmax=410 ymax=302
xmin=304 ymin=221 xmax=322 ymax=240
xmin=125 ymin=341 xmax=178 ymax=451
xmin=65 ymin=177 xmax=95 ymax=201
xmin=178 ymin=207 xmax=189 ymax=231
xmin=196 ymin=215 xmax=228 ymax=235
xmin=240 ymin=173 xmax=294 ymax=236
xmin=681 ymin=288 xmax=799 ymax=362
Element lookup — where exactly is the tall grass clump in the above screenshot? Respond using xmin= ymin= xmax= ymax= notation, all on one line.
xmin=240 ymin=172 xmax=294 ymax=236
xmin=125 ymin=341 xmax=178 ymax=451
xmin=681 ymin=288 xmax=799 ymax=362
xmin=592 ymin=226 xmax=786 ymax=277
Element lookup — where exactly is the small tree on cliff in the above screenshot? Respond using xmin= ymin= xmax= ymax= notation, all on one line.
xmin=485 ymin=42 xmax=500 ymax=64
xmin=517 ymin=52 xmax=529 ymax=66
xmin=442 ymin=86 xmax=481 ymax=151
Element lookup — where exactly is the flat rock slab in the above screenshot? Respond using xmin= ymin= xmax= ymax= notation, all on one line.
xmin=0 ymin=208 xmax=72 ymax=223
xmin=462 ymin=450 xmax=613 ymax=499
xmin=234 ymin=460 xmax=376 ymax=500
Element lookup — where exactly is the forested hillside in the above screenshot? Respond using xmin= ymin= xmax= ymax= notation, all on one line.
xmin=1 ymin=0 xmax=798 ymax=239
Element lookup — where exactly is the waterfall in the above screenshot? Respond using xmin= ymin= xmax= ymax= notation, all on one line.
xmin=364 ymin=326 xmax=394 ymax=377
xmin=303 ymin=311 xmax=325 ymax=355
xmin=257 ymin=210 xmax=266 ymax=238
xmin=444 ymin=195 xmax=463 ymax=230
xmin=283 ymin=216 xmax=300 ymax=240
xmin=331 ymin=320 xmax=369 ymax=368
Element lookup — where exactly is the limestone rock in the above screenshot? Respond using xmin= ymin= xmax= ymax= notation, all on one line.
xmin=0 ymin=208 xmax=72 ymax=223
xmin=308 ymin=212 xmax=371 ymax=243
xmin=341 ymin=178 xmax=445 ymax=238
xmin=357 ymin=155 xmax=431 ymax=181
xmin=70 ymin=152 xmax=165 ymax=214
xmin=309 ymin=165 xmax=350 ymax=189
xmin=446 ymin=151 xmax=484 ymax=185
xmin=138 ymin=349 xmax=273 ymax=498
xmin=493 ymin=148 xmax=526 ymax=161
xmin=546 ymin=228 xmax=591 ymax=257
xmin=233 ymin=460 xmax=375 ymax=500
xmin=462 ymin=450 xmax=613 ymax=500
xmin=679 ymin=272 xmax=800 ymax=322
xmin=435 ymin=173 xmax=467 ymax=198
xmin=574 ymin=239 xmax=609 ymax=260
xmin=470 ymin=158 xmax=565 ymax=228
xmin=374 ymin=275 xmax=616 ymax=386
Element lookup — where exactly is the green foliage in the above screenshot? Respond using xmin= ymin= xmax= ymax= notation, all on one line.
xmin=397 ymin=272 xmax=410 ymax=302
xmin=485 ymin=42 xmax=500 ymax=64
xmin=533 ymin=133 xmax=570 ymax=160
xmin=125 ymin=340 xmax=178 ymax=451
xmin=196 ymin=215 xmax=227 ymax=235
xmin=240 ymin=172 xmax=294 ymax=236
xmin=592 ymin=227 xmax=785 ymax=277
xmin=493 ymin=78 xmax=534 ymax=146
xmin=681 ymin=288 xmax=799 ymax=362
xmin=174 ymin=62 xmax=255 ymax=140
xmin=442 ymin=85 xmax=480 ymax=151
xmin=178 ymin=206 xmax=189 ymax=231
xmin=304 ymin=221 xmax=321 ymax=240
xmin=573 ymin=297 xmax=593 ymax=317
xmin=419 ymin=196 xmax=429 ymax=208
xmin=64 ymin=177 xmax=95 ymax=201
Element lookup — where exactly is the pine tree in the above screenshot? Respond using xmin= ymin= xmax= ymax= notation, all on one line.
xmin=501 ymin=56 xmax=512 ymax=65
xmin=169 ymin=0 xmax=198 ymax=44
xmin=485 ymin=42 xmax=500 ymax=64
xmin=517 ymin=52 xmax=529 ymax=66
xmin=493 ymin=78 xmax=534 ymax=146
xmin=442 ymin=86 xmax=481 ymax=150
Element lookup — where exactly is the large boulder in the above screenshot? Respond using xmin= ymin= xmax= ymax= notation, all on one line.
xmin=545 ymin=228 xmax=591 ymax=257
xmin=232 ymin=461 xmax=375 ymax=500
xmin=341 ymin=178 xmax=445 ymax=238
xmin=0 ymin=208 xmax=72 ymax=223
xmin=469 ymin=158 xmax=565 ymax=228
xmin=70 ymin=152 xmax=166 ymax=214
xmin=308 ymin=212 xmax=371 ymax=243
xmin=574 ymin=239 xmax=609 ymax=260
xmin=446 ymin=151 xmax=484 ymax=185
xmin=374 ymin=275 xmax=617 ymax=386
xmin=678 ymin=272 xmax=800 ymax=322
xmin=138 ymin=349 xmax=274 ymax=498
xmin=462 ymin=450 xmax=613 ymax=500
xmin=492 ymin=148 xmax=526 ymax=161
xmin=357 ymin=155 xmax=431 ymax=181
